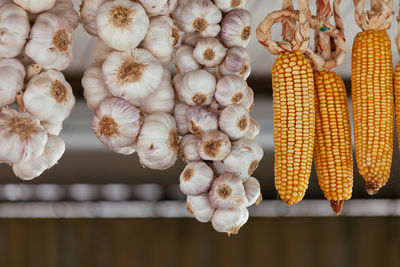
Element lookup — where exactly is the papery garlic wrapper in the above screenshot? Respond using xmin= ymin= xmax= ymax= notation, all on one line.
xmin=23 ymin=70 xmax=75 ymax=123
xmin=197 ymin=130 xmax=231 ymax=161
xmin=48 ymin=0 xmax=80 ymax=29
xmin=193 ymin=37 xmax=226 ymax=67
xmin=215 ymin=74 xmax=248 ymax=107
xmin=179 ymin=134 xmax=201 ymax=162
xmin=82 ymin=62 xmax=112 ymax=111
xmin=96 ymin=0 xmax=149 ymax=51
xmin=42 ymin=121 xmax=62 ymax=136
xmin=214 ymin=0 xmax=247 ymax=13
xmin=0 ymin=58 xmax=26 ymax=108
xmin=174 ymin=102 xmax=190 ymax=136
xmin=220 ymin=8 xmax=251 ymax=48
xmin=175 ymin=45 xmax=201 ymax=73
xmin=211 ymin=208 xmax=249 ymax=235
xmin=244 ymin=118 xmax=260 ymax=140
xmin=138 ymin=0 xmax=177 ymax=16
xmin=179 ymin=161 xmax=213 ymax=195
xmin=243 ymin=176 xmax=261 ymax=206
xmin=0 ymin=108 xmax=47 ymax=164
xmin=80 ymin=0 xmax=106 ymax=36
xmin=13 ymin=0 xmax=55 ymax=13
xmin=219 ymin=104 xmax=250 ymax=140
xmin=220 ymin=46 xmax=251 ymax=79
xmin=186 ymin=194 xmax=215 ymax=223
xmin=187 ymin=106 xmax=218 ymax=136
xmin=180 ymin=70 xmax=216 ymax=106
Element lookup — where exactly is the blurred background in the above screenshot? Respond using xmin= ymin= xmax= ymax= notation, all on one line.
xmin=1 ymin=0 xmax=400 ymax=266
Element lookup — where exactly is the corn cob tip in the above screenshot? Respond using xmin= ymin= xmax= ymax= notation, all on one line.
xmin=330 ymin=200 xmax=344 ymax=215
xmin=366 ymin=182 xmax=382 ymax=195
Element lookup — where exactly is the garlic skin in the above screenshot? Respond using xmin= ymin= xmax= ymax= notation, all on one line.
xmin=179 ymin=161 xmax=214 ymax=195
xmin=179 ymin=134 xmax=201 ymax=162
xmin=172 ymin=73 xmax=185 ymax=102
xmin=141 ymin=15 xmax=179 ymax=65
xmin=82 ymin=62 xmax=112 ymax=111
xmin=92 ymin=97 xmax=141 ymax=153
xmin=215 ymin=75 xmax=248 ymax=107
xmin=242 ymin=86 xmax=254 ymax=111
xmin=174 ymin=102 xmax=190 ymax=136
xmin=0 ymin=58 xmax=26 ymax=108
xmin=187 ymin=106 xmax=218 ymax=136
xmin=193 ymin=37 xmax=226 ymax=67
xmin=209 ymin=172 xmax=247 ymax=210
xmin=92 ymin=39 xmax=114 ymax=63
xmin=243 ymin=176 xmax=261 ymax=207
xmin=102 ymin=48 xmax=163 ymax=100
xmin=49 ymin=0 xmax=79 ymax=29
xmin=197 ymin=130 xmax=231 ymax=161
xmin=80 ymin=0 xmax=106 ymax=36
xmin=219 ymin=104 xmax=250 ymax=140
xmin=180 ymin=32 xmax=203 ymax=47
xmin=244 ymin=118 xmax=260 ymax=140
xmin=42 ymin=121 xmax=62 ymax=136
xmin=211 ymin=208 xmax=249 ymax=235
xmin=212 ymin=161 xmax=226 ymax=176
xmin=96 ymin=0 xmax=149 ymax=51
xmin=171 ymin=0 xmax=190 ymax=29
xmin=180 ymin=70 xmax=216 ymax=106
xmin=180 ymin=0 xmax=222 ymax=37
xmin=220 ymin=9 xmax=251 ymax=48
xmin=12 ymin=134 xmax=65 ymax=180
xmin=204 ymin=66 xmax=223 ymax=81
xmin=115 ymin=143 xmax=136 ymax=155
xmin=220 ymin=46 xmax=251 ymax=79
xmin=25 ymin=12 xmax=74 ymax=71
xmin=137 ymin=112 xmax=178 ymax=170
xmin=138 ymin=0 xmax=177 ymax=16
xmin=12 ymin=0 xmax=55 ymax=13
xmin=175 ymin=45 xmax=201 ymax=73
xmin=23 ymin=70 xmax=75 ymax=124
xmin=0 ymin=4 xmax=30 ymax=58
xmin=214 ymin=0 xmax=247 ymax=13
xmin=0 ymin=108 xmax=47 ymax=164
xmin=186 ymin=194 xmax=215 ymax=223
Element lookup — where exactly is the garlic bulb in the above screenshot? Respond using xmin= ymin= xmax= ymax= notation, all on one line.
xmin=179 ymin=134 xmax=201 ymax=162
xmin=102 ymin=48 xmax=163 ymax=100
xmin=244 ymin=118 xmax=260 ymax=140
xmin=180 ymin=0 xmax=222 ymax=37
xmin=12 ymin=0 xmax=55 ymax=13
xmin=187 ymin=106 xmax=218 ymax=136
xmin=179 ymin=161 xmax=213 ymax=195
xmin=42 ymin=121 xmax=62 ymax=136
xmin=180 ymin=32 xmax=203 ymax=47
xmin=25 ymin=12 xmax=74 ymax=71
xmin=23 ymin=70 xmax=75 ymax=123
xmin=214 ymin=0 xmax=246 ymax=13
xmin=219 ymin=104 xmax=250 ymax=140
xmin=80 ymin=0 xmax=106 ymax=36
xmin=96 ymin=0 xmax=149 ymax=51
xmin=115 ymin=143 xmax=136 ymax=155
xmin=220 ymin=46 xmax=251 ymax=79
xmin=12 ymin=134 xmax=65 ymax=180
xmin=175 ymin=45 xmax=201 ymax=73
xmin=211 ymin=208 xmax=248 ymax=235
xmin=180 ymin=70 xmax=216 ymax=106
xmin=174 ymin=102 xmax=190 ymax=136
xmin=92 ymin=39 xmax=113 ymax=63
xmin=0 ymin=3 xmax=30 ymax=58
xmin=212 ymin=161 xmax=226 ymax=176
xmin=209 ymin=172 xmax=247 ymax=210
xmin=215 ymin=74 xmax=248 ymax=107
xmin=0 ymin=108 xmax=47 ymax=164
xmin=172 ymin=73 xmax=185 ymax=102
xmin=186 ymin=194 xmax=215 ymax=223
xmin=0 ymin=58 xmax=25 ymax=108
xmin=82 ymin=62 xmax=112 ymax=111
xmin=193 ymin=37 xmax=226 ymax=67
xmin=223 ymin=138 xmax=263 ymax=179
xmin=242 ymin=86 xmax=254 ymax=111
xmin=171 ymin=0 xmax=190 ymax=28
xmin=220 ymin=9 xmax=251 ymax=48
xmin=138 ymin=0 xmax=177 ymax=16
xmin=49 ymin=0 xmax=79 ymax=29
xmin=243 ymin=176 xmax=261 ymax=206
xmin=92 ymin=97 xmax=141 ymax=153
xmin=204 ymin=65 xmax=223 ymax=81
xmin=137 ymin=112 xmax=178 ymax=170
xmin=197 ymin=130 xmax=231 ymax=161
xmin=139 ymin=69 xmax=175 ymax=114
xmin=141 ymin=15 xmax=179 ymax=65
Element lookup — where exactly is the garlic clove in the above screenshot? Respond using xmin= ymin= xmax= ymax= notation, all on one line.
xmin=179 ymin=134 xmax=201 ymax=162
xmin=215 ymin=74 xmax=248 ymax=107
xmin=219 ymin=104 xmax=250 ymax=140
xmin=175 ymin=45 xmax=201 ymax=74
xmin=23 ymin=70 xmax=75 ymax=124
xmin=92 ymin=39 xmax=114 ymax=63
xmin=96 ymin=0 xmax=149 ymax=51
xmin=197 ymin=130 xmax=231 ymax=161
xmin=209 ymin=172 xmax=248 ymax=210
xmin=179 ymin=161 xmax=214 ymax=195
xmin=80 ymin=0 xmax=106 ymax=36
xmin=220 ymin=46 xmax=251 ymax=79
xmin=0 ymin=58 xmax=26 ymax=108
xmin=211 ymin=208 xmax=249 ymax=235
xmin=244 ymin=118 xmax=260 ymax=140
xmin=92 ymin=97 xmax=141 ymax=154
xmin=49 ymin=0 xmax=80 ymax=29
xmin=243 ymin=176 xmax=262 ymax=206
xmin=220 ymin=8 xmax=251 ymax=48
xmin=174 ymin=102 xmax=190 ymax=136
xmin=42 ymin=121 xmax=62 ymax=136
xmin=180 ymin=32 xmax=203 ymax=47
xmin=187 ymin=106 xmax=219 ymax=137
xmin=193 ymin=37 xmax=226 ymax=67
xmin=12 ymin=0 xmax=55 ymax=13
xmin=82 ymin=62 xmax=112 ymax=111
xmin=102 ymin=48 xmax=164 ymax=100
xmin=138 ymin=0 xmax=177 ymax=16
xmin=180 ymin=69 xmax=216 ymax=106
xmin=186 ymin=194 xmax=215 ymax=223
xmin=214 ymin=0 xmax=247 ymax=13
xmin=137 ymin=112 xmax=178 ymax=170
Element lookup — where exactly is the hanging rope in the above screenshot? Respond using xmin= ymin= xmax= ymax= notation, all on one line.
xmin=354 ymin=0 xmax=394 ymax=31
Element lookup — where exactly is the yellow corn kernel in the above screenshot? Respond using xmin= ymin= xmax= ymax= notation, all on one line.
xmin=395 ymin=62 xmax=400 ymax=159
xmin=272 ymin=50 xmax=315 ymax=205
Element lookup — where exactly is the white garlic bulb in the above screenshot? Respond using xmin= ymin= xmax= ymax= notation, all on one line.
xmin=241 ymin=86 xmax=254 ymax=111
xmin=174 ymin=102 xmax=190 ymax=136
xmin=23 ymin=70 xmax=75 ymax=124
xmin=211 ymin=208 xmax=249 ymax=235
xmin=82 ymin=62 xmax=112 ymax=111
xmin=80 ymin=0 xmax=106 ymax=36
xmin=92 ymin=97 xmax=141 ymax=154
xmin=12 ymin=134 xmax=65 ymax=180
xmin=171 ymin=0 xmax=190 ymax=29
xmin=180 ymin=70 xmax=216 ymax=106
xmin=187 ymin=106 xmax=218 ymax=136
xmin=141 ymin=15 xmax=179 ymax=65
xmin=138 ymin=0 xmax=177 ymax=16
xmin=186 ymin=194 xmax=215 ymax=223
xmin=197 ymin=130 xmax=231 ymax=161
xmin=214 ymin=0 xmax=246 ymax=13
xmin=175 ymin=45 xmax=201 ymax=73
xmin=96 ymin=0 xmax=149 ymax=51
xmin=115 ymin=143 xmax=136 ymax=155
xmin=0 ymin=58 xmax=26 ymax=108
xmin=179 ymin=161 xmax=213 ymax=195
xmin=25 ymin=12 xmax=74 ymax=71
xmin=0 ymin=3 xmax=30 ymax=58
xmin=0 ymin=108 xmax=47 ymax=164
xmin=209 ymin=172 xmax=247 ymax=210
xmin=244 ymin=118 xmax=260 ymax=140
xmin=102 ymin=48 xmax=163 ymax=100
xmin=92 ymin=39 xmax=114 ymax=63
xmin=204 ymin=65 xmax=223 ymax=81
xmin=42 ymin=121 xmax=62 ymax=136
xmin=219 ymin=104 xmax=250 ymax=140
xmin=172 ymin=73 xmax=185 ymax=102
xmin=180 ymin=32 xmax=203 ymax=47
xmin=12 ymin=0 xmax=55 ymax=13
xmin=49 ymin=0 xmax=79 ymax=29
xmin=180 ymin=0 xmax=222 ymax=37
xmin=220 ymin=46 xmax=251 ymax=79
xmin=179 ymin=134 xmax=201 ymax=162
xmin=137 ymin=112 xmax=178 ymax=170
xmin=223 ymin=138 xmax=263 ymax=179
xmin=220 ymin=9 xmax=251 ymax=48
xmin=243 ymin=176 xmax=261 ymax=206
xmin=215 ymin=74 xmax=248 ymax=107
xmin=139 ymin=69 xmax=175 ymax=114
xmin=212 ymin=161 xmax=226 ymax=176
xmin=193 ymin=37 xmax=226 ymax=67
